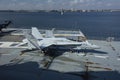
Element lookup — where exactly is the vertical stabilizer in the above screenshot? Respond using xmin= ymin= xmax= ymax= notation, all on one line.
xmin=23 ymin=29 xmax=41 ymax=50
xmin=45 ymin=30 xmax=55 ymax=38
xmin=32 ymin=27 xmax=43 ymax=39
xmin=79 ymin=30 xmax=87 ymax=41
xmin=79 ymin=30 xmax=85 ymax=37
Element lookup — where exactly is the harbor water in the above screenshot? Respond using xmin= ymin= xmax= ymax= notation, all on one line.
xmin=0 ymin=11 xmax=120 ymax=40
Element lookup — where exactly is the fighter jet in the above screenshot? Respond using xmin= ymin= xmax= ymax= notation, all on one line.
xmin=20 ymin=27 xmax=100 ymax=52
xmin=0 ymin=20 xmax=12 ymax=32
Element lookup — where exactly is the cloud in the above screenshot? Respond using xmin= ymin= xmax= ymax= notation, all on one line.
xmin=0 ymin=0 xmax=119 ymax=10
xmin=106 ymin=3 xmax=112 ymax=6
xmin=70 ymin=0 xmax=84 ymax=5
xmin=47 ymin=0 xmax=53 ymax=3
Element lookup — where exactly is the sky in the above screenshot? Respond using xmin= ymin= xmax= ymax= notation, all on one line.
xmin=0 ymin=0 xmax=120 ymax=10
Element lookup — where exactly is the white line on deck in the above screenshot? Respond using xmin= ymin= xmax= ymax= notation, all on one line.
xmin=117 ymin=58 xmax=120 ymax=60
xmin=94 ymin=55 xmax=109 ymax=59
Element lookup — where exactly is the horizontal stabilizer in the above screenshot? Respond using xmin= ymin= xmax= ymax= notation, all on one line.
xmin=27 ymin=39 xmax=41 ymax=50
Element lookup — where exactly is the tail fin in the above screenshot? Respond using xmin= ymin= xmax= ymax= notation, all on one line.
xmin=32 ymin=27 xmax=43 ymax=40
xmin=78 ymin=30 xmax=85 ymax=37
xmin=23 ymin=30 xmax=41 ymax=50
xmin=78 ymin=30 xmax=87 ymax=41
xmin=45 ymin=29 xmax=55 ymax=38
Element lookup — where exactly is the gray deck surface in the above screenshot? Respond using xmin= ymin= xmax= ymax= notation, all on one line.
xmin=0 ymin=29 xmax=120 ymax=80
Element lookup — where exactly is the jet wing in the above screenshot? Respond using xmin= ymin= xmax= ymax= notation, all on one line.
xmin=51 ymin=39 xmax=83 ymax=46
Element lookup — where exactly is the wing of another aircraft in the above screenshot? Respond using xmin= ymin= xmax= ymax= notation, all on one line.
xmin=0 ymin=21 xmax=12 ymax=32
